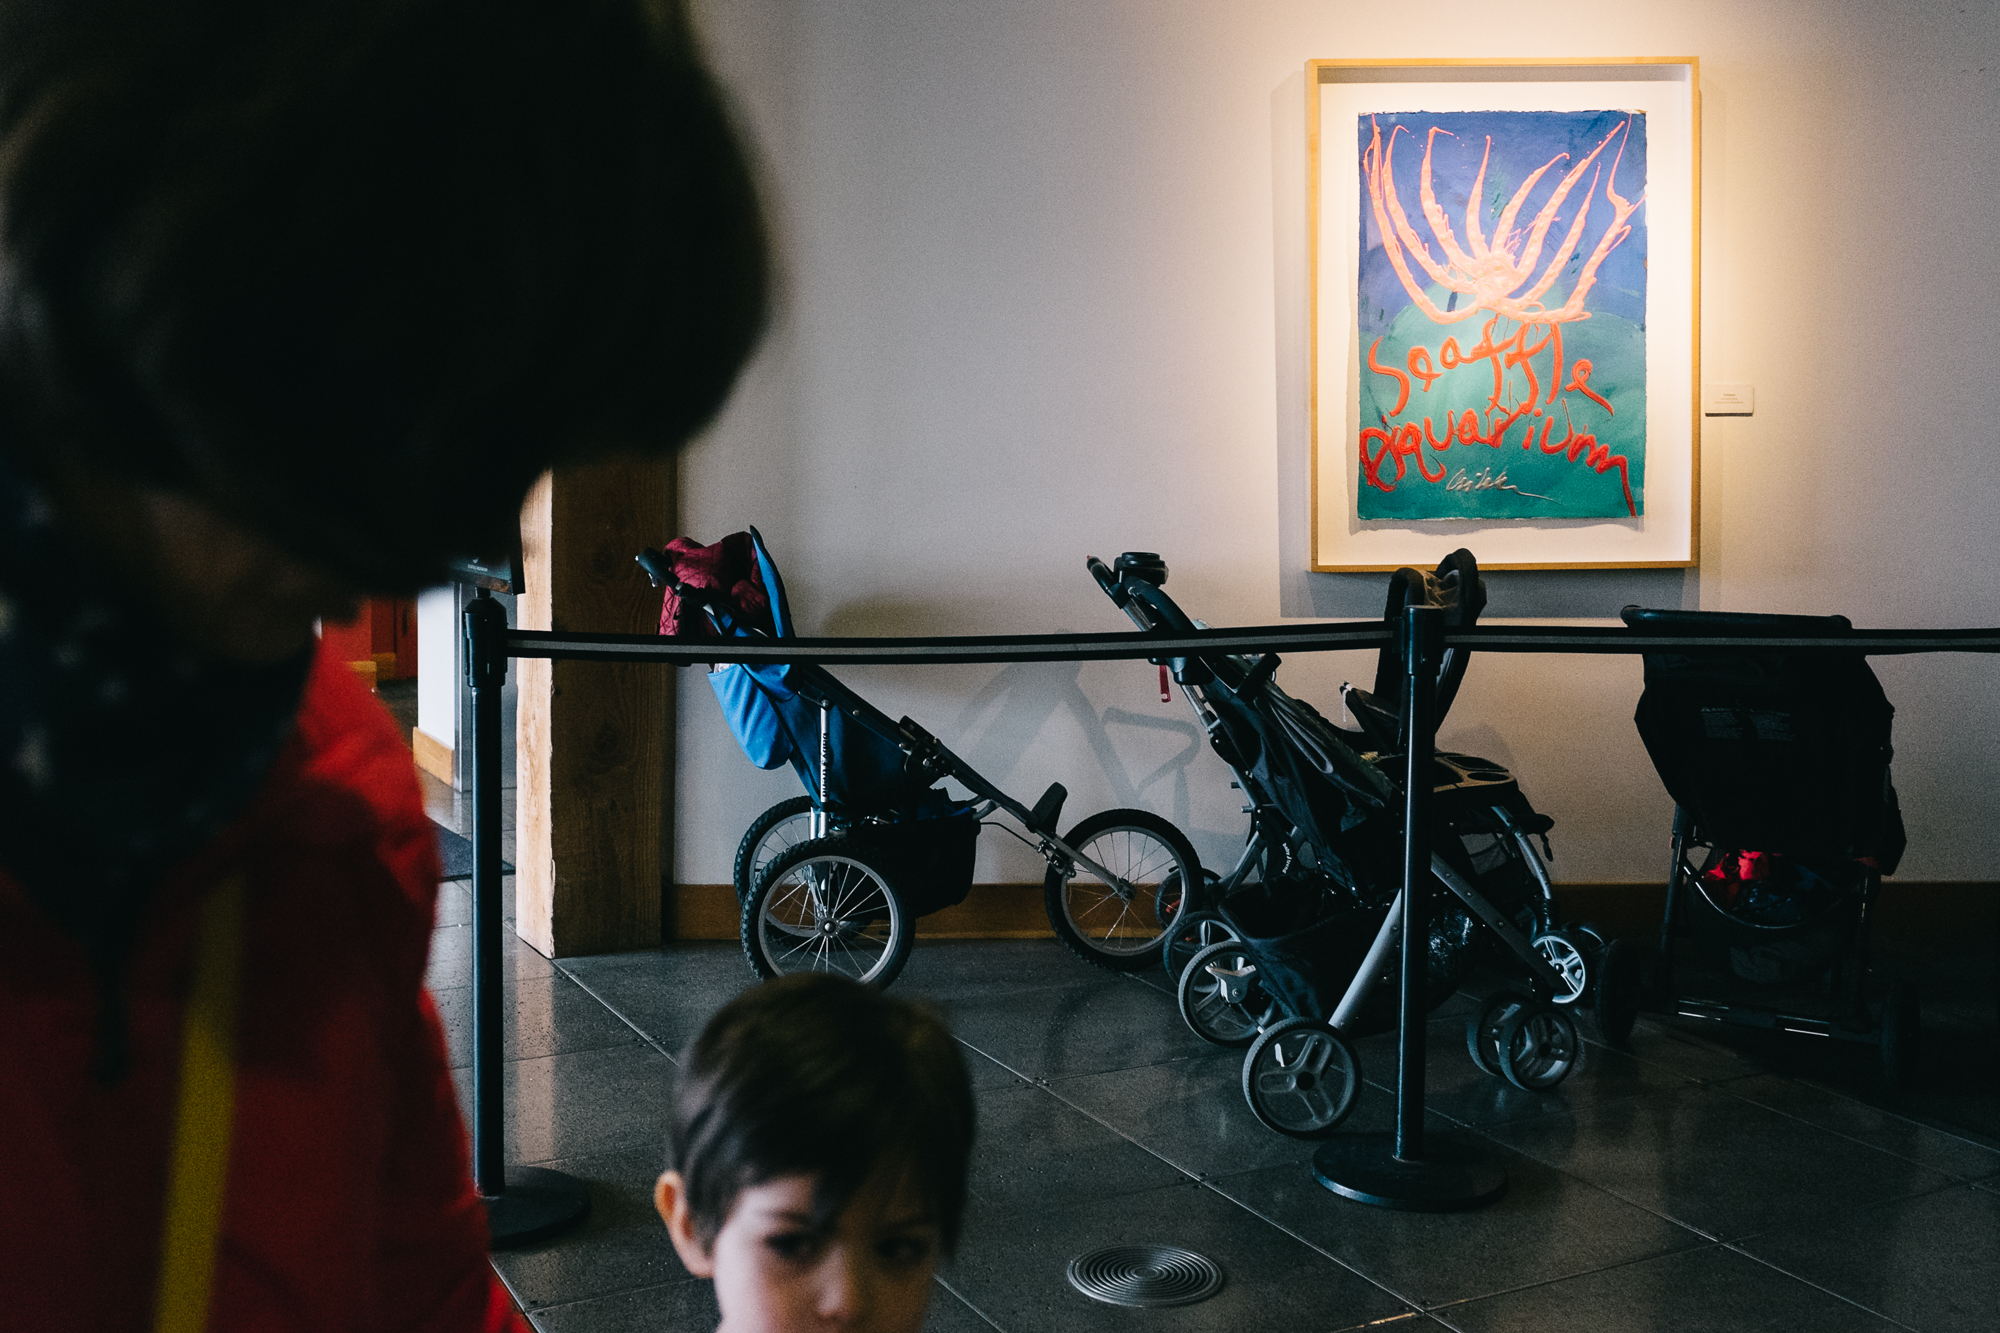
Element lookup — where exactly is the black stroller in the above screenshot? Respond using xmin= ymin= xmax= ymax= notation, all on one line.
xmin=1596 ymin=606 xmax=1919 ymax=1086
xmin=637 ymin=529 xmax=1204 ymax=988
xmin=1088 ymin=551 xmax=1597 ymax=1138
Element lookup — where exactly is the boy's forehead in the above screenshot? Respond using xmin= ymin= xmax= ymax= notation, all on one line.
xmin=734 ymin=1168 xmax=937 ymax=1229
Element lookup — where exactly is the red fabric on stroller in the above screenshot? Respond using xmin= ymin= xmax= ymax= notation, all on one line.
xmin=655 ymin=533 xmax=773 ymax=640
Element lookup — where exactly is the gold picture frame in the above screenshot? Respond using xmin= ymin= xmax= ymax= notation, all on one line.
xmin=1308 ymin=58 xmax=1700 ymax=571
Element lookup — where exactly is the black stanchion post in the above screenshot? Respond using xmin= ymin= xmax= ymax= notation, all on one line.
xmin=1311 ymin=604 xmax=1506 ymax=1211
xmin=464 ymin=591 xmax=590 ymax=1248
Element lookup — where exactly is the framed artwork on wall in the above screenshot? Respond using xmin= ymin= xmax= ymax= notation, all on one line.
xmin=1308 ymin=58 xmax=1700 ymax=570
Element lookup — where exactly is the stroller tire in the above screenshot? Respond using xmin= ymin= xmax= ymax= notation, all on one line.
xmin=1467 ymin=991 xmax=1536 ymax=1077
xmin=743 ymin=836 xmax=912 ymax=988
xmin=1594 ymin=940 xmax=1646 ymax=1045
xmin=733 ymin=796 xmax=819 ymax=903
xmin=1162 ymin=908 xmax=1241 ymax=986
xmin=1880 ymin=978 xmax=1922 ymax=1090
xmin=1178 ymin=940 xmax=1272 ymax=1048
xmin=1044 ymin=809 xmax=1203 ymax=972
xmin=1496 ymin=1003 xmax=1582 ymax=1091
xmin=1242 ymin=1017 xmax=1360 ymax=1139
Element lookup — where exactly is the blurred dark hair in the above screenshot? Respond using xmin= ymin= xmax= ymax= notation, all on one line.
xmin=0 ymin=0 xmax=766 ymax=590
xmin=669 ymin=974 xmax=977 ymax=1253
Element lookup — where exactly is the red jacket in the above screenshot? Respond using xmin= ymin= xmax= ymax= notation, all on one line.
xmin=1 ymin=643 xmax=527 ymax=1331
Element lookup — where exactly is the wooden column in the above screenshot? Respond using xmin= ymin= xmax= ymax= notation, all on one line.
xmin=515 ymin=459 xmax=673 ymax=957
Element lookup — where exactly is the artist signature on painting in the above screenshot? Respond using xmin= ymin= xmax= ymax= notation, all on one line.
xmin=1445 ymin=466 xmax=1552 ymax=501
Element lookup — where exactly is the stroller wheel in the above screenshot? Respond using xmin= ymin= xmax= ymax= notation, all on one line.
xmin=1466 ymin=991 xmax=1535 ymax=1077
xmin=1532 ymin=930 xmax=1592 ymax=1005
xmin=1162 ymin=909 xmax=1241 ymax=985
xmin=1045 ymin=809 xmax=1204 ymax=971
xmin=732 ymin=796 xmax=819 ymax=903
xmin=1594 ymin=940 xmax=1646 ymax=1045
xmin=1880 ymin=979 xmax=1922 ymax=1090
xmin=1177 ymin=940 xmax=1271 ymax=1048
xmin=743 ymin=837 xmax=912 ymax=988
xmin=1496 ymin=1003 xmax=1582 ymax=1091
xmin=1242 ymin=1017 xmax=1360 ymax=1139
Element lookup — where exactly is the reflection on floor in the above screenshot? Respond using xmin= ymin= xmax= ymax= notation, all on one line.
xmin=421 ymin=835 xmax=2000 ymax=1333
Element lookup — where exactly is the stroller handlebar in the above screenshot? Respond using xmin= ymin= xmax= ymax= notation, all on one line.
xmin=1085 ymin=555 xmax=1127 ymax=605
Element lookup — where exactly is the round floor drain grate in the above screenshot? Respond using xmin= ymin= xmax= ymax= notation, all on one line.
xmin=1066 ymin=1244 xmax=1225 ymax=1308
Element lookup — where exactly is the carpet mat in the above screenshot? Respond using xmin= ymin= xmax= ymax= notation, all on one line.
xmin=434 ymin=821 xmax=513 ymax=881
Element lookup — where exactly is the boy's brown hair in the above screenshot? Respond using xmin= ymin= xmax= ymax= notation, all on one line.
xmin=669 ymin=974 xmax=977 ymax=1252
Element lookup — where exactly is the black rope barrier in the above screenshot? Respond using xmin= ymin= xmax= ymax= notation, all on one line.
xmin=465 ymin=604 xmax=2000 ymax=1238
xmin=498 ymin=621 xmax=2000 ymax=667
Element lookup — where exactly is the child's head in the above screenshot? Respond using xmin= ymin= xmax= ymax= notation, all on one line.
xmin=655 ymin=974 xmax=976 ymax=1333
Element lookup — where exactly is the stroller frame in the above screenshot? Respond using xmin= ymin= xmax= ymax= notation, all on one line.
xmin=1599 ymin=605 xmax=1920 ymax=1085
xmin=1088 ymin=552 xmax=1585 ymax=1133
xmin=640 ymin=532 xmax=1204 ymax=985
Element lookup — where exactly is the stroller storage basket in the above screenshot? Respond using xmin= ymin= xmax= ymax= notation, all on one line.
xmin=840 ymin=813 xmax=979 ymax=919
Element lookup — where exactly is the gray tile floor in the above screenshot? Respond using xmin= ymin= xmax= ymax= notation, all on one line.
xmin=392 ymin=689 xmax=2000 ymax=1332
xmin=417 ymin=887 xmax=1999 ymax=1326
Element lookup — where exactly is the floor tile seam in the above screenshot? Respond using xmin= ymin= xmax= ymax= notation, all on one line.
xmin=1417 ymin=1240 xmax=1731 ymax=1319
xmin=444 ymin=1032 xmax=651 ymax=1077
xmin=1720 ymin=1077 xmax=2000 ymax=1177
xmin=1721 ymin=1175 xmax=1988 ymax=1246
xmin=1410 ymin=1234 xmax=1725 ymax=1318
xmin=932 ymin=1273 xmax=1006 ymax=1331
xmin=963 ymin=1059 xmax=1416 ymax=1310
xmin=1183 ymin=1176 xmax=1429 ymax=1315
xmin=1720 ymin=1242 xmax=1923 ymax=1331
xmin=508 ymin=1275 xmax=701 ymax=1318
xmin=553 ymin=960 xmax=685 ymax=1066
xmin=1462 ymin=1122 xmax=1726 ymax=1243
xmin=1797 ymin=1077 xmax=2000 ymax=1155
xmin=997 ymin=1059 xmax=1214 ymax=1183
xmin=950 ymin=1037 xmax=1035 ymax=1091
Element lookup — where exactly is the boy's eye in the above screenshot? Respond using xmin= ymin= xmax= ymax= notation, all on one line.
xmin=877 ymin=1233 xmax=937 ymax=1267
xmin=764 ymin=1231 xmax=824 ymax=1262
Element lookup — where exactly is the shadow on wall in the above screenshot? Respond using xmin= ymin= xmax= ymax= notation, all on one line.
xmin=804 ymin=594 xmax=1214 ymax=835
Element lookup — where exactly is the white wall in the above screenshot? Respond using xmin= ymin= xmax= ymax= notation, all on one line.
xmin=416 ymin=584 xmax=458 ymax=749
xmin=673 ymin=0 xmax=2000 ymax=887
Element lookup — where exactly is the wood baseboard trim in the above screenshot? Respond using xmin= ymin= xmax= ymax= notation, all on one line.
xmin=669 ymin=883 xmax=1054 ymax=942
xmin=669 ymin=880 xmax=2000 ymax=947
xmin=412 ymin=728 xmax=454 ymax=785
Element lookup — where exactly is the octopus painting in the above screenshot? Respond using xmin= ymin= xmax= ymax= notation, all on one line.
xmin=1354 ymin=109 xmax=1648 ymax=522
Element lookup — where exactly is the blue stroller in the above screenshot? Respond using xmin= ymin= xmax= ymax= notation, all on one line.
xmin=1088 ymin=550 xmax=1595 ymax=1137
xmin=637 ymin=528 xmax=1204 ymax=987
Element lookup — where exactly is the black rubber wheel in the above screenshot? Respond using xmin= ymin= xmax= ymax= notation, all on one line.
xmin=743 ymin=836 xmax=912 ymax=988
xmin=1594 ymin=939 xmax=1645 ymax=1045
xmin=1496 ymin=1003 xmax=1582 ymax=1091
xmin=1162 ymin=908 xmax=1241 ymax=985
xmin=1880 ymin=978 xmax=1922 ymax=1090
xmin=1177 ymin=940 xmax=1272 ymax=1048
xmin=1242 ymin=1017 xmax=1361 ymax=1139
xmin=1466 ymin=991 xmax=1535 ymax=1077
xmin=1044 ymin=809 xmax=1204 ymax=971
xmin=732 ymin=796 xmax=818 ymax=903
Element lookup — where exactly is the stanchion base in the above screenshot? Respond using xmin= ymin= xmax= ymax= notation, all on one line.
xmin=485 ymin=1166 xmax=592 ymax=1249
xmin=1312 ymin=1135 xmax=1507 ymax=1212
